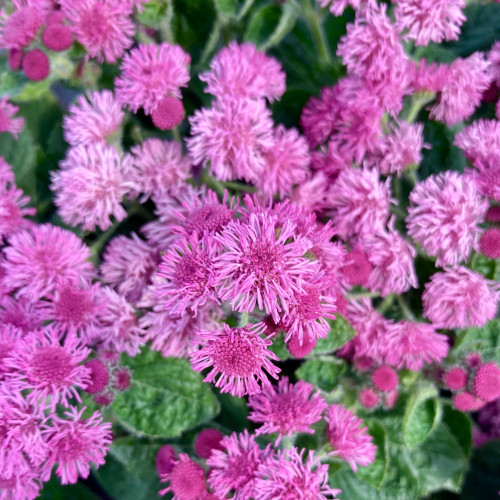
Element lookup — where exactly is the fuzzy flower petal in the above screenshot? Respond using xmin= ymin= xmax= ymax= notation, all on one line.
xmin=0 ymin=96 xmax=24 ymax=138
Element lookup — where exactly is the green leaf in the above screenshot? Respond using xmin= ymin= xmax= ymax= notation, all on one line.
xmin=112 ymin=349 xmax=219 ymax=438
xmin=296 ymin=357 xmax=346 ymax=391
xmin=245 ymin=6 xmax=281 ymax=46
xmin=136 ymin=0 xmax=168 ymax=28
xmin=214 ymin=391 xmax=250 ymax=432
xmin=453 ymin=318 xmax=500 ymax=364
xmin=403 ymin=387 xmax=442 ymax=448
xmin=357 ymin=422 xmax=389 ymax=489
xmin=269 ymin=334 xmax=293 ymax=361
xmin=442 ymin=404 xmax=472 ymax=458
xmin=214 ymin=0 xmax=238 ymax=17
xmin=469 ymin=253 xmax=500 ymax=282
xmin=93 ymin=437 xmax=162 ymax=500
xmin=461 ymin=440 xmax=500 ymax=499
xmin=311 ymin=315 xmax=356 ymax=356
xmin=40 ymin=477 xmax=100 ymax=500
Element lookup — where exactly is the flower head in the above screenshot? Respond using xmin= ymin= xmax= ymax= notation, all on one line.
xmin=480 ymin=228 xmax=500 ymax=259
xmin=0 ymin=96 xmax=24 ymax=138
xmin=444 ymin=367 xmax=468 ymax=390
xmin=42 ymin=22 xmax=73 ymax=51
xmin=0 ymin=186 xmax=36 ymax=240
xmin=473 ymin=362 xmax=500 ymax=403
xmin=151 ymin=96 xmax=185 ymax=131
xmin=0 ymin=6 xmax=43 ymax=49
xmin=194 ymin=429 xmax=224 ymax=459
xmin=83 ymin=359 xmax=109 ymax=394
xmin=159 ymin=453 xmax=207 ymax=499
xmin=359 ymin=388 xmax=379 ymax=408
xmin=407 ymin=171 xmax=487 ymax=267
xmin=423 ymin=267 xmax=498 ymax=329
xmin=325 ymin=404 xmax=376 ymax=472
xmin=372 ymin=366 xmax=398 ymax=392
xmin=339 ymin=247 xmax=372 ymax=287
xmin=156 ymin=445 xmax=177 ymax=476
xmin=247 ymin=376 xmax=327 ymax=440
xmin=190 ymin=322 xmax=280 ymax=397
xmin=115 ymin=43 xmax=191 ymax=114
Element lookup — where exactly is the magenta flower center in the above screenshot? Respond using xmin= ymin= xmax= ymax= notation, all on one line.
xmin=55 ymin=433 xmax=86 ymax=462
xmin=269 ymin=393 xmax=302 ymax=423
xmin=184 ymin=205 xmax=233 ymax=235
xmin=245 ymin=241 xmax=283 ymax=280
xmin=29 ymin=346 xmax=73 ymax=384
xmin=211 ymin=334 xmax=263 ymax=377
xmin=173 ymin=252 xmax=211 ymax=295
xmin=296 ymin=289 xmax=322 ymax=321
xmin=54 ymin=287 xmax=94 ymax=326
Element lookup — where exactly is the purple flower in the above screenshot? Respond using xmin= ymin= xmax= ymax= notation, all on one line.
xmin=319 ymin=0 xmax=375 ymax=16
xmin=0 ymin=6 xmax=43 ymax=50
xmin=0 ymin=96 xmax=24 ymax=137
xmin=454 ymin=119 xmax=500 ymax=167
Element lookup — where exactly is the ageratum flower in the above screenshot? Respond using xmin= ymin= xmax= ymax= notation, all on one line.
xmin=0 ymin=96 xmax=24 ymax=138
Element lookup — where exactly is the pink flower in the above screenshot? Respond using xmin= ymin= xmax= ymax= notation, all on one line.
xmin=41 ymin=406 xmax=111 ymax=484
xmin=311 ymin=140 xmax=350 ymax=180
xmin=292 ymin=171 xmax=331 ymax=212
xmin=372 ymin=366 xmax=398 ymax=392
xmin=363 ymin=223 xmax=418 ymax=297
xmin=0 ymin=326 xmax=22 ymax=379
xmin=410 ymin=59 xmax=450 ymax=93
xmin=1 ymin=224 xmax=93 ymax=301
xmin=101 ymin=233 xmax=158 ymax=303
xmin=22 ymin=49 xmax=50 ymax=82
xmin=214 ymin=213 xmax=316 ymax=322
xmin=255 ymin=448 xmax=341 ymax=500
xmin=63 ymin=90 xmax=124 ymax=146
xmin=207 ymin=430 xmax=269 ymax=500
xmin=454 ymin=119 xmax=500 ymax=167
xmin=429 ymin=52 xmax=493 ymax=125
xmin=325 ymin=404 xmax=376 ymax=472
xmin=254 ymin=125 xmax=310 ymax=199
xmin=159 ymin=453 xmax=207 ymax=499
xmin=466 ymin=162 xmax=500 ymax=202
xmin=319 ymin=0 xmax=375 ymax=15
xmin=200 ymin=41 xmax=286 ymax=102
xmin=407 ymin=171 xmax=487 ymax=267
xmin=0 ymin=468 xmax=42 ymax=500
xmin=187 ymin=97 xmax=274 ymax=182
xmin=83 ymin=359 xmax=109 ymax=394
xmin=444 ymin=367 xmax=468 ymax=390
xmin=394 ymin=0 xmax=466 ymax=46
xmin=301 ymin=86 xmax=338 ymax=148
xmin=453 ymin=392 xmax=484 ymax=412
xmin=60 ymin=0 xmax=134 ymax=62
xmin=0 ymin=157 xmax=15 ymax=186
xmin=473 ymin=362 xmax=500 ymax=403
xmin=151 ymin=96 xmax=185 ymax=131
xmin=326 ymin=167 xmax=393 ymax=240
xmin=157 ymin=234 xmax=219 ymax=317
xmin=0 ymin=96 xmax=24 ymax=138
xmin=247 ymin=376 xmax=327 ymax=440
xmin=5 ymin=328 xmax=90 ymax=410
xmin=0 ymin=6 xmax=43 ymax=49
xmin=190 ymin=322 xmax=280 ymax=397
xmin=423 ymin=267 xmax=499 ymax=329
xmin=0 ymin=296 xmax=44 ymax=333
xmin=339 ymin=247 xmax=372 ymax=287
xmin=156 ymin=445 xmax=177 ymax=476
xmin=115 ymin=43 xmax=191 ymax=114
xmin=359 ymin=388 xmax=379 ymax=408
xmin=0 ymin=186 xmax=36 ymax=240
xmin=194 ymin=428 xmax=224 ymax=459
xmin=384 ymin=321 xmax=449 ymax=371
xmin=51 ymin=143 xmax=135 ymax=231
xmin=41 ymin=22 xmax=73 ymax=52
xmin=130 ymin=139 xmax=192 ymax=203
xmin=480 ymin=228 xmax=500 ymax=259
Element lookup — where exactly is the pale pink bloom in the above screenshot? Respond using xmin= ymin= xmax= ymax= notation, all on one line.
xmin=41 ymin=406 xmax=111 ymax=484
xmin=311 ymin=140 xmax=350 ymax=180
xmin=467 ymin=162 xmax=500 ymax=202
xmin=187 ymin=97 xmax=274 ymax=182
xmin=254 ymin=125 xmax=310 ymax=199
xmin=200 ymin=41 xmax=286 ymax=102
xmin=292 ymin=171 xmax=331 ymax=212
xmin=190 ymin=322 xmax=280 ymax=397
xmin=319 ymin=0 xmax=375 ymax=16
xmin=158 ymin=453 xmax=207 ymax=499
xmin=301 ymin=86 xmax=338 ymax=148
xmin=454 ymin=119 xmax=500 ymax=167
xmin=394 ymin=0 xmax=466 ymax=46
xmin=363 ymin=221 xmax=418 ymax=297
xmin=1 ymin=224 xmax=93 ymax=301
xmin=0 ymin=296 xmax=44 ymax=333
xmin=327 ymin=167 xmax=393 ymax=240
xmin=5 ymin=328 xmax=90 ymax=410
xmin=0 ymin=157 xmax=15 ymax=187
xmin=410 ymin=59 xmax=450 ymax=93
xmin=489 ymin=41 xmax=500 ymax=86
xmin=115 ymin=43 xmax=191 ymax=114
xmin=0 ymin=186 xmax=36 ymax=240
xmin=214 ymin=213 xmax=316 ymax=322
xmin=100 ymin=233 xmax=158 ymax=303
xmin=423 ymin=267 xmax=499 ymax=329
xmin=429 ymin=52 xmax=493 ymax=125
xmin=0 ymin=96 xmax=24 ymax=138
xmin=96 ymin=287 xmax=146 ymax=356
xmin=63 ymin=90 xmax=124 ymax=146
xmin=51 ymin=143 xmax=135 ymax=231
xmin=207 ymin=430 xmax=269 ymax=500
xmin=0 ymin=325 xmax=22 ymax=379
xmin=325 ymin=404 xmax=376 ymax=472
xmin=385 ymin=321 xmax=449 ymax=371
xmin=255 ymin=448 xmax=341 ymax=500
xmin=248 ymin=376 xmax=327 ymax=440
xmin=130 ymin=139 xmax=192 ymax=202
xmin=0 ymin=6 xmax=43 ymax=49
xmin=0 ymin=468 xmax=42 ymax=500
xmin=407 ymin=171 xmax=487 ymax=267
xmin=157 ymin=234 xmax=219 ymax=317
xmin=60 ymin=0 xmax=134 ymax=62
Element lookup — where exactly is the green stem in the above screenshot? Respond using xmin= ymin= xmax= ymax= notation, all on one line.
xmin=378 ymin=294 xmax=395 ymax=314
xmin=238 ymin=312 xmax=250 ymax=327
xmin=346 ymin=291 xmax=380 ymax=300
xmin=223 ymin=181 xmax=257 ymax=193
xmin=89 ymin=223 xmax=120 ymax=258
xmin=280 ymin=435 xmax=296 ymax=450
xmin=390 ymin=204 xmax=407 ymax=219
xmin=201 ymin=171 xmax=226 ymax=197
xmin=396 ymin=295 xmax=415 ymax=321
xmin=401 ymin=91 xmax=435 ymax=123
xmin=301 ymin=0 xmax=331 ymax=64
xmin=172 ymin=125 xmax=181 ymax=143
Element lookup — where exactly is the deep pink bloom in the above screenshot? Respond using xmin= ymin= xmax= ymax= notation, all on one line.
xmin=255 ymin=448 xmax=341 ymax=500
xmin=254 ymin=125 xmax=310 ymax=199
xmin=489 ymin=41 xmax=500 ymax=86
xmin=372 ymin=366 xmax=398 ymax=392
xmin=83 ymin=359 xmax=109 ymax=394
xmin=410 ymin=59 xmax=450 ymax=93
xmin=151 ymin=96 xmax=185 ymax=131
xmin=200 ymin=41 xmax=286 ymax=102
xmin=156 ymin=445 xmax=177 ymax=476
xmin=159 ymin=453 xmax=207 ymax=499
xmin=41 ymin=406 xmax=112 ymax=484
xmin=248 ymin=376 xmax=327 ymax=440
xmin=63 ymin=90 xmax=124 ymax=146
xmin=115 ymin=43 xmax=191 ymax=114
xmin=466 ymin=161 xmax=500 ymax=202
xmin=485 ymin=206 xmax=500 ymax=224
xmin=319 ymin=0 xmax=375 ymax=16
xmin=444 ymin=367 xmax=468 ymax=390
xmin=51 ymin=143 xmax=135 ymax=231
xmin=187 ymin=97 xmax=274 ymax=182
xmin=0 ymin=296 xmax=44 ymax=333
xmin=101 ymin=233 xmax=158 ymax=303
xmin=407 ymin=171 xmax=487 ymax=267
xmin=453 ymin=392 xmax=484 ymax=412
xmin=394 ymin=0 xmax=466 ymax=46
xmin=301 ymin=86 xmax=338 ymax=148
xmin=214 ymin=213 xmax=316 ymax=322
xmin=311 ymin=140 xmax=350 ymax=180
xmin=473 ymin=362 xmax=500 ymax=403
xmin=157 ymin=234 xmax=219 ymax=317
xmin=22 ymin=49 xmax=50 ymax=81
xmin=60 ymin=0 xmax=134 ymax=62
xmin=190 ymin=322 xmax=280 ymax=397
xmin=480 ymin=228 xmax=500 ymax=259
xmin=194 ymin=429 xmax=224 ymax=459
xmin=286 ymin=331 xmax=317 ymax=358
xmin=42 ymin=22 xmax=73 ymax=51
xmin=0 ymin=96 xmax=24 ymax=138
xmin=363 ymin=223 xmax=418 ymax=297
xmin=130 ymin=139 xmax=191 ymax=202
xmin=325 ymin=404 xmax=376 ymax=472
xmin=291 ymin=171 xmax=331 ymax=212
xmin=359 ymin=388 xmax=379 ymax=408
xmin=327 ymin=167 xmax=393 ymax=240
xmin=0 ymin=6 xmax=43 ymax=49
xmin=454 ymin=119 xmax=500 ymax=167
xmin=1 ymin=224 xmax=93 ymax=301
xmin=339 ymin=247 xmax=372 ymax=287
xmin=0 ymin=325 xmax=22 ymax=379
xmin=385 ymin=321 xmax=449 ymax=371
xmin=207 ymin=430 xmax=269 ymax=500
xmin=112 ymin=366 xmax=131 ymax=391
xmin=429 ymin=52 xmax=493 ymax=125
xmin=423 ymin=267 xmax=498 ymax=329
xmin=0 ymin=186 xmax=36 ymax=240
xmin=6 ymin=328 xmax=90 ymax=410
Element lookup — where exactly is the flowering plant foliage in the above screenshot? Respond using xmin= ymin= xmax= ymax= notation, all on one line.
xmin=0 ymin=0 xmax=499 ymax=499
